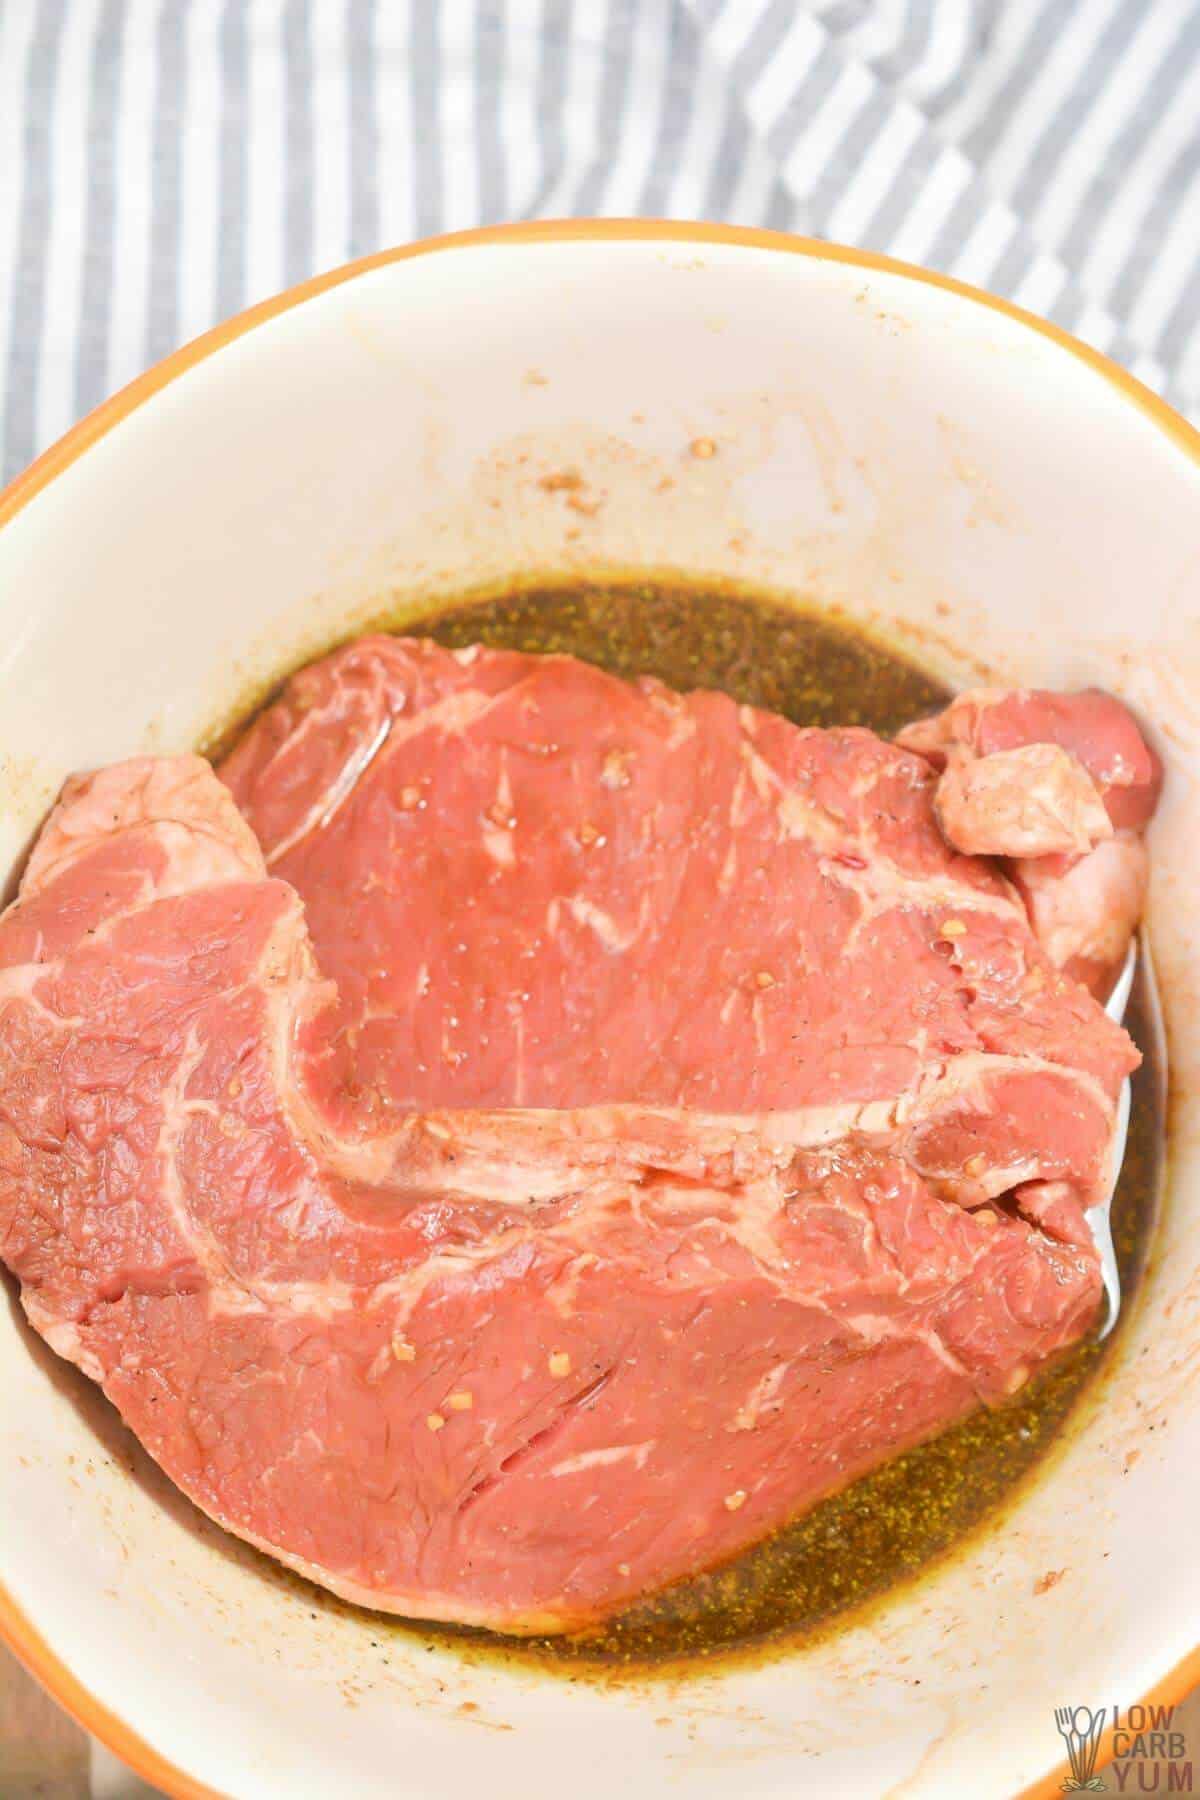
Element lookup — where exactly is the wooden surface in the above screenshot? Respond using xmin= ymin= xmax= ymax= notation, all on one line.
xmin=5 ymin=1630 xmax=1200 ymax=1798
xmin=2 ymin=1641 xmax=90 ymax=1797
xmin=1 ymin=1643 xmax=159 ymax=1798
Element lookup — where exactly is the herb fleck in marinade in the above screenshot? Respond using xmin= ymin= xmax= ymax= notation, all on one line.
xmin=238 ymin=578 xmax=1163 ymax=1676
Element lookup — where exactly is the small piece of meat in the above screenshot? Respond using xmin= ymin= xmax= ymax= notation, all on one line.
xmin=1014 ymin=834 xmax=1150 ymax=996
xmin=0 ymin=642 xmax=1134 ymax=1633
xmin=897 ymin=687 xmax=1163 ymax=832
xmin=899 ymin=687 xmax=1161 ymax=996
xmin=1009 ymin=1179 xmax=1095 ymax=1252
xmin=933 ymin=742 xmax=1113 ymax=859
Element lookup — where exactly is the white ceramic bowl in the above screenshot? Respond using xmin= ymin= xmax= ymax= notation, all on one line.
xmin=2 ymin=222 xmax=1199 ymax=1800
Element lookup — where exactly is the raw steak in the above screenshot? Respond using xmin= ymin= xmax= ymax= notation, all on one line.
xmin=898 ymin=686 xmax=1162 ymax=997
xmin=0 ymin=638 xmax=1148 ymax=1632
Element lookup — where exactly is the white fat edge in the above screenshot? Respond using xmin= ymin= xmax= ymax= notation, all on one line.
xmin=265 ymin=713 xmax=393 ymax=866
xmin=643 ymin=684 xmax=697 ymax=750
xmin=261 ymin=681 xmax=509 ymax=867
xmin=3 ymin=825 xmax=263 ymax=970
xmin=751 ymin=992 xmax=769 ymax=1056
xmin=844 ymin=1310 xmax=973 ymax=1384
xmin=481 ymin=827 xmax=516 ymax=869
xmin=565 ymin=895 xmax=640 ymax=954
xmin=155 ymin=1027 xmax=263 ymax=1314
xmin=21 ymin=760 xmax=265 ymax=899
xmin=739 ymin=738 xmax=845 ymax=854
xmin=729 ymin=1359 xmax=792 ymax=1430
xmin=481 ymin=754 xmax=518 ymax=867
xmin=548 ymin=1441 xmax=655 ymax=1478
xmin=909 ymin=1049 xmax=1115 ymax=1130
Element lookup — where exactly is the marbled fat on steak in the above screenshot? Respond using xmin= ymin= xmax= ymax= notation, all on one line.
xmin=0 ymin=638 xmax=1153 ymax=1630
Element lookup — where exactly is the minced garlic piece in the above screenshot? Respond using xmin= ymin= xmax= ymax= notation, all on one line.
xmin=548 ymin=1351 xmax=572 ymax=1378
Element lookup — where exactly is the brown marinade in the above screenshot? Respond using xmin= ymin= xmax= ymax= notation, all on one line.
xmin=251 ymin=579 xmax=1164 ymax=1674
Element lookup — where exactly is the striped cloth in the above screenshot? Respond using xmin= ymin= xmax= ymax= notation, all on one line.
xmin=1 ymin=2 xmax=1199 ymax=480
xmin=0 ymin=6 xmax=1198 ymax=1795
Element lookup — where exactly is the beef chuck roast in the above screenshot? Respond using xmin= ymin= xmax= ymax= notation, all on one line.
xmin=0 ymin=638 xmax=1149 ymax=1631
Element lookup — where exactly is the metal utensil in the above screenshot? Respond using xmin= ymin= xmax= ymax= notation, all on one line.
xmin=1087 ymin=937 xmax=1148 ymax=1340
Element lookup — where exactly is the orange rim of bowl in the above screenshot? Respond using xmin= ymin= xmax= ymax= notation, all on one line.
xmin=1 ymin=218 xmax=1198 ymax=1800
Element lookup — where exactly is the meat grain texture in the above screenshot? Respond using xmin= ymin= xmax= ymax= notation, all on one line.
xmin=0 ymin=638 xmax=1158 ymax=1632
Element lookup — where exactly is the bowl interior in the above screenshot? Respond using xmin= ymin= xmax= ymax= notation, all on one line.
xmin=2 ymin=228 xmax=1200 ymax=1800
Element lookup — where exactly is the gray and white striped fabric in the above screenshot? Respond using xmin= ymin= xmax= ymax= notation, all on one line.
xmin=2 ymin=0 xmax=1200 ymax=488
